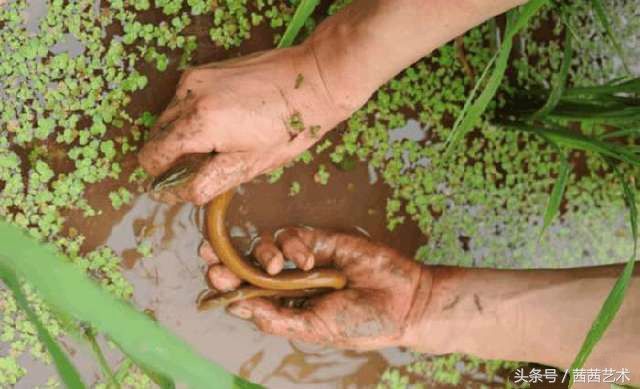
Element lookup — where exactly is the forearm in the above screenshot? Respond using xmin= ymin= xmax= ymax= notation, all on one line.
xmin=306 ymin=0 xmax=526 ymax=113
xmin=404 ymin=264 xmax=640 ymax=376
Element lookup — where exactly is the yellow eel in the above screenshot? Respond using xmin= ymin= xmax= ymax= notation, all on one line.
xmin=197 ymin=190 xmax=347 ymax=310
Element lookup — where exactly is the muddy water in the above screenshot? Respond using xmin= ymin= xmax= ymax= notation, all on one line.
xmin=51 ymin=6 xmax=429 ymax=387
xmin=66 ymin=117 xmax=426 ymax=389
xmin=100 ymin=157 xmax=424 ymax=388
xmin=76 ymin=144 xmax=427 ymax=388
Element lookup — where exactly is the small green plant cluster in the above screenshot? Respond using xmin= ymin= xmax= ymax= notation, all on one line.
xmin=209 ymin=0 xmax=316 ymax=48
xmin=0 ymin=0 xmax=319 ymax=385
xmin=377 ymin=353 xmax=522 ymax=388
xmin=0 ymin=0 xmax=204 ymax=384
xmin=323 ymin=1 xmax=639 ymax=268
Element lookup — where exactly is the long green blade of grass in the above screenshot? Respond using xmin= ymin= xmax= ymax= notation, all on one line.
xmin=562 ymin=77 xmax=640 ymax=98
xmin=84 ymin=329 xmax=119 ymax=389
xmin=276 ymin=0 xmax=320 ymax=48
xmin=0 ymin=262 xmax=86 ymax=389
xmin=540 ymin=154 xmax=571 ymax=239
xmin=620 ymin=175 xmax=638 ymax=258
xmin=568 ymin=168 xmax=637 ymax=385
xmin=500 ymin=121 xmax=640 ymax=167
xmin=445 ymin=0 xmax=550 ymax=156
xmin=0 ymin=220 xmax=261 ymax=389
xmin=545 ymin=104 xmax=640 ymax=124
xmin=598 ymin=127 xmax=640 ymax=140
xmin=590 ymin=0 xmax=631 ymax=75
xmin=531 ymin=32 xmax=573 ymax=119
xmin=452 ymin=51 xmax=499 ymax=131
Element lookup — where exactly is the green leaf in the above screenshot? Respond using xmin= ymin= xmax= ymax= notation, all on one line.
xmin=445 ymin=0 xmax=550 ymax=155
xmin=84 ymin=329 xmax=119 ymax=388
xmin=500 ymin=121 xmax=640 ymax=167
xmin=0 ymin=263 xmax=86 ymax=389
xmin=569 ymin=259 xmax=636 ymax=382
xmin=531 ymin=31 xmax=573 ymax=119
xmin=598 ymin=127 xmax=640 ymax=140
xmin=540 ymin=153 xmax=571 ymax=239
xmin=0 ymin=220 xmax=262 ymax=389
xmin=590 ymin=0 xmax=631 ymax=75
xmin=568 ymin=167 xmax=637 ymax=385
xmin=618 ymin=172 xmax=637 ymax=258
xmin=276 ymin=0 xmax=320 ymax=48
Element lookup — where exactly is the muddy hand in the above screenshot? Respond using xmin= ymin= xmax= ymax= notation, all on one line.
xmin=200 ymin=228 xmax=430 ymax=350
xmin=138 ymin=43 xmax=363 ymax=205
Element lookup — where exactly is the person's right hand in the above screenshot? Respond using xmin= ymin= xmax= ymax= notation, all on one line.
xmin=138 ymin=43 xmax=366 ymax=205
xmin=199 ymin=227 xmax=432 ymax=350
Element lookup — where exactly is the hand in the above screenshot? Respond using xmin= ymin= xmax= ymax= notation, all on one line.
xmin=199 ymin=228 xmax=431 ymax=350
xmin=138 ymin=43 xmax=364 ymax=205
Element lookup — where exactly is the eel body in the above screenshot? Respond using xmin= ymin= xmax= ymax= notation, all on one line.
xmin=198 ymin=190 xmax=347 ymax=309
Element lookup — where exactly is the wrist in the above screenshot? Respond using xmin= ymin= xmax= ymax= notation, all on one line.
xmin=400 ymin=264 xmax=435 ymax=350
xmin=302 ymin=27 xmax=376 ymax=120
xmin=401 ymin=266 xmax=506 ymax=356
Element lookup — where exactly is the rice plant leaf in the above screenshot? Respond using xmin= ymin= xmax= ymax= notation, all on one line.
xmin=445 ymin=0 xmax=550 ymax=155
xmin=0 ymin=220 xmax=261 ymax=389
xmin=590 ymin=0 xmax=631 ymax=75
xmin=568 ymin=167 xmax=637 ymax=385
xmin=276 ymin=0 xmax=320 ymax=48
xmin=531 ymin=32 xmax=573 ymax=119
xmin=84 ymin=329 xmax=119 ymax=388
xmin=599 ymin=127 xmax=640 ymax=140
xmin=618 ymin=174 xmax=637 ymax=258
xmin=444 ymin=18 xmax=514 ymax=155
xmin=568 ymin=258 xmax=636 ymax=385
xmin=452 ymin=51 xmax=499 ymax=131
xmin=0 ymin=262 xmax=86 ymax=389
xmin=563 ymin=77 xmax=640 ymax=98
xmin=500 ymin=121 xmax=640 ymax=167
xmin=540 ymin=153 xmax=571 ymax=239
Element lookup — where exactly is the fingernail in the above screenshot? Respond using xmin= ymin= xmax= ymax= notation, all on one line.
xmin=302 ymin=254 xmax=313 ymax=271
xmin=228 ymin=304 xmax=252 ymax=320
xmin=265 ymin=253 xmax=280 ymax=275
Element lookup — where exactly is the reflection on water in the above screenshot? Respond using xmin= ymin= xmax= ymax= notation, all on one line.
xmin=49 ymin=33 xmax=85 ymax=57
xmin=106 ymin=193 xmax=413 ymax=388
xmin=22 ymin=0 xmax=48 ymax=33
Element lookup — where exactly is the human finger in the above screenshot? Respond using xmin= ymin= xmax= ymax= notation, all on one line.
xmin=148 ymin=97 xmax=183 ymax=138
xmin=275 ymin=228 xmax=315 ymax=271
xmin=227 ymin=298 xmax=333 ymax=345
xmin=271 ymin=227 xmax=341 ymax=267
xmin=208 ymin=265 xmax=243 ymax=292
xmin=198 ymin=240 xmax=219 ymax=265
xmin=138 ymin=110 xmax=216 ymax=176
xmin=167 ymin=152 xmax=252 ymax=205
xmin=252 ymin=233 xmax=284 ymax=275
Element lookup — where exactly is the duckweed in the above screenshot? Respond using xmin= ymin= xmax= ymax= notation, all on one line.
xmin=313 ymin=164 xmax=330 ymax=185
xmin=326 ymin=2 xmax=639 ymax=269
xmin=0 ymin=0 xmax=315 ymax=384
xmin=289 ymin=181 xmax=301 ymax=196
xmin=1 ymin=0 xmax=638 ymax=386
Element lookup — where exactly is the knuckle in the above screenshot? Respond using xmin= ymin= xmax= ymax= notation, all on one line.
xmin=190 ymin=190 xmax=210 ymax=206
xmin=178 ymin=68 xmax=197 ymax=85
xmin=194 ymin=96 xmax=214 ymax=115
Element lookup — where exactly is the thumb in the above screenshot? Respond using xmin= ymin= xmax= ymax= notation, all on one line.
xmin=228 ymin=298 xmax=333 ymax=345
xmin=164 ymin=152 xmax=252 ymax=205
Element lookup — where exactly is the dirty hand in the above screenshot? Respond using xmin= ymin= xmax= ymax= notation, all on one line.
xmin=138 ymin=43 xmax=363 ymax=205
xmin=199 ymin=228 xmax=431 ymax=350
